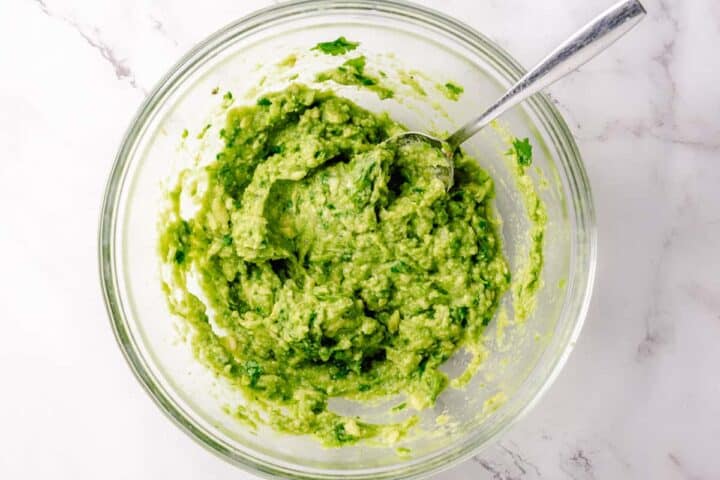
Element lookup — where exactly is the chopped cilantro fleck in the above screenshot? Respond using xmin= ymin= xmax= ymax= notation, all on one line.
xmin=174 ymin=250 xmax=185 ymax=264
xmin=333 ymin=423 xmax=355 ymax=443
xmin=267 ymin=145 xmax=284 ymax=155
xmin=509 ymin=138 xmax=533 ymax=167
xmin=437 ymin=81 xmax=464 ymax=100
xmin=245 ymin=360 xmax=263 ymax=388
xmin=222 ymin=91 xmax=234 ymax=108
xmin=445 ymin=82 xmax=464 ymax=96
xmin=451 ymin=306 xmax=470 ymax=327
xmin=312 ymin=37 xmax=360 ymax=56
xmin=392 ymin=402 xmax=407 ymax=412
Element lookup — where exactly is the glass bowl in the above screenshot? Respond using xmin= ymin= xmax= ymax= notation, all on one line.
xmin=99 ymin=1 xmax=596 ymax=478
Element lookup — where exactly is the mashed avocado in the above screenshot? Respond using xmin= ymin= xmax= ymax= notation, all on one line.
xmin=316 ymin=56 xmax=394 ymax=99
xmin=159 ymin=84 xmax=514 ymax=446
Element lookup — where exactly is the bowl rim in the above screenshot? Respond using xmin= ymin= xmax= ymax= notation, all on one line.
xmin=98 ymin=1 xmax=597 ymax=478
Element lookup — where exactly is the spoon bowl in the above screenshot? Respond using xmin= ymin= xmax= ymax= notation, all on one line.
xmin=387 ymin=131 xmax=456 ymax=190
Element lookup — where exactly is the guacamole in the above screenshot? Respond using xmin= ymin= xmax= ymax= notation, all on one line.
xmin=159 ymin=84 xmax=513 ymax=446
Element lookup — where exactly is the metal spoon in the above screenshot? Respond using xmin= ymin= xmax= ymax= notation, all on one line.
xmin=390 ymin=0 xmax=646 ymax=189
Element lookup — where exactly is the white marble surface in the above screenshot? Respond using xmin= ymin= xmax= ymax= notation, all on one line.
xmin=1 ymin=0 xmax=718 ymax=478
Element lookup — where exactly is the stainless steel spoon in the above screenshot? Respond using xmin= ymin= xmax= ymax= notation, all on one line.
xmin=391 ymin=0 xmax=646 ymax=189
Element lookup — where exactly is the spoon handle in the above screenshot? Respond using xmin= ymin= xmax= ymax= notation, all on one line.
xmin=446 ymin=0 xmax=646 ymax=149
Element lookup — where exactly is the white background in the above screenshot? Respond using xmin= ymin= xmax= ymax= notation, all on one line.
xmin=1 ymin=0 xmax=718 ymax=478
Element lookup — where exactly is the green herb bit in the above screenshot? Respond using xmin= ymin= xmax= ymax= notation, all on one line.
xmin=508 ymin=138 xmax=533 ymax=167
xmin=437 ymin=81 xmax=464 ymax=101
xmin=445 ymin=82 xmax=464 ymax=96
xmin=312 ymin=36 xmax=360 ymax=56
xmin=222 ymin=91 xmax=234 ymax=108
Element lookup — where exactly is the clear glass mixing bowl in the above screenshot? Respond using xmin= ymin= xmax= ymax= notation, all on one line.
xmin=99 ymin=1 xmax=596 ymax=478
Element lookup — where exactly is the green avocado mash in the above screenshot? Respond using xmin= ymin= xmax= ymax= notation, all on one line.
xmin=159 ymin=84 xmax=514 ymax=446
xmin=505 ymin=135 xmax=547 ymax=320
xmin=316 ymin=56 xmax=394 ymax=99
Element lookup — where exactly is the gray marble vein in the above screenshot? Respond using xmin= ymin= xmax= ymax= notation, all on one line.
xmin=33 ymin=0 xmax=144 ymax=92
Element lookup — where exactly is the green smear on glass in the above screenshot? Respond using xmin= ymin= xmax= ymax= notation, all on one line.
xmin=316 ymin=56 xmax=394 ymax=99
xmin=437 ymin=82 xmax=464 ymax=101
